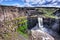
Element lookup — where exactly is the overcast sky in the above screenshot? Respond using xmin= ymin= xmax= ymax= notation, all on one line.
xmin=0 ymin=0 xmax=60 ymax=7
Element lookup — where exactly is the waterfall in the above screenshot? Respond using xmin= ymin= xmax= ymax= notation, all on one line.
xmin=37 ymin=16 xmax=51 ymax=32
xmin=38 ymin=17 xmax=44 ymax=30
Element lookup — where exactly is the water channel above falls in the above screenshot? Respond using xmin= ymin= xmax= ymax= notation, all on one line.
xmin=31 ymin=17 xmax=60 ymax=40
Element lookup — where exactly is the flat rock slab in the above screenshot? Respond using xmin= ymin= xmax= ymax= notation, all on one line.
xmin=31 ymin=30 xmax=54 ymax=40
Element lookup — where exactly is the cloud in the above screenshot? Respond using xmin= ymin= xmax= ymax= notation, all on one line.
xmin=24 ymin=3 xmax=34 ymax=7
xmin=58 ymin=0 xmax=60 ymax=2
xmin=11 ymin=3 xmax=24 ymax=7
xmin=25 ymin=0 xmax=45 ymax=4
xmin=25 ymin=0 xmax=30 ymax=3
xmin=1 ymin=0 xmax=60 ymax=7
xmin=7 ymin=0 xmax=60 ymax=7
xmin=23 ymin=0 xmax=60 ymax=7
xmin=45 ymin=0 xmax=52 ymax=2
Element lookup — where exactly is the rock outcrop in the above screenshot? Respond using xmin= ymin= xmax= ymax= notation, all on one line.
xmin=30 ymin=30 xmax=54 ymax=40
xmin=0 ymin=6 xmax=27 ymax=40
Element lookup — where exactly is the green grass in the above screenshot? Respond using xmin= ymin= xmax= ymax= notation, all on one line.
xmin=17 ymin=25 xmax=28 ymax=38
xmin=17 ymin=20 xmax=28 ymax=38
xmin=3 ymin=16 xmax=28 ymax=39
xmin=36 ymin=8 xmax=57 ymax=18
xmin=17 ymin=29 xmax=28 ymax=38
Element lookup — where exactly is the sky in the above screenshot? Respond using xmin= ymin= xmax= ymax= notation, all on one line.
xmin=0 ymin=0 xmax=60 ymax=7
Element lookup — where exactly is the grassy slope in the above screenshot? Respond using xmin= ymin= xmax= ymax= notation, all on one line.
xmin=16 ymin=18 xmax=28 ymax=39
xmin=36 ymin=8 xmax=58 ymax=18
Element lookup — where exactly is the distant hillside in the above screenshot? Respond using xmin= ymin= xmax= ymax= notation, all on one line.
xmin=35 ymin=8 xmax=59 ymax=18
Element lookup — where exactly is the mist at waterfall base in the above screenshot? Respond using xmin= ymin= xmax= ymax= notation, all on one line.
xmin=38 ymin=17 xmax=60 ymax=40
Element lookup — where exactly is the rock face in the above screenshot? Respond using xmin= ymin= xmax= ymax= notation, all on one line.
xmin=53 ymin=9 xmax=60 ymax=34
xmin=0 ymin=6 xmax=27 ymax=40
xmin=30 ymin=30 xmax=54 ymax=40
xmin=27 ymin=10 xmax=38 ymax=29
xmin=0 ymin=6 xmax=26 ymax=31
xmin=43 ymin=9 xmax=60 ymax=34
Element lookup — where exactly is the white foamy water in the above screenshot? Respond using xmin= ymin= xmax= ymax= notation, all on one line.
xmin=31 ymin=16 xmax=60 ymax=40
